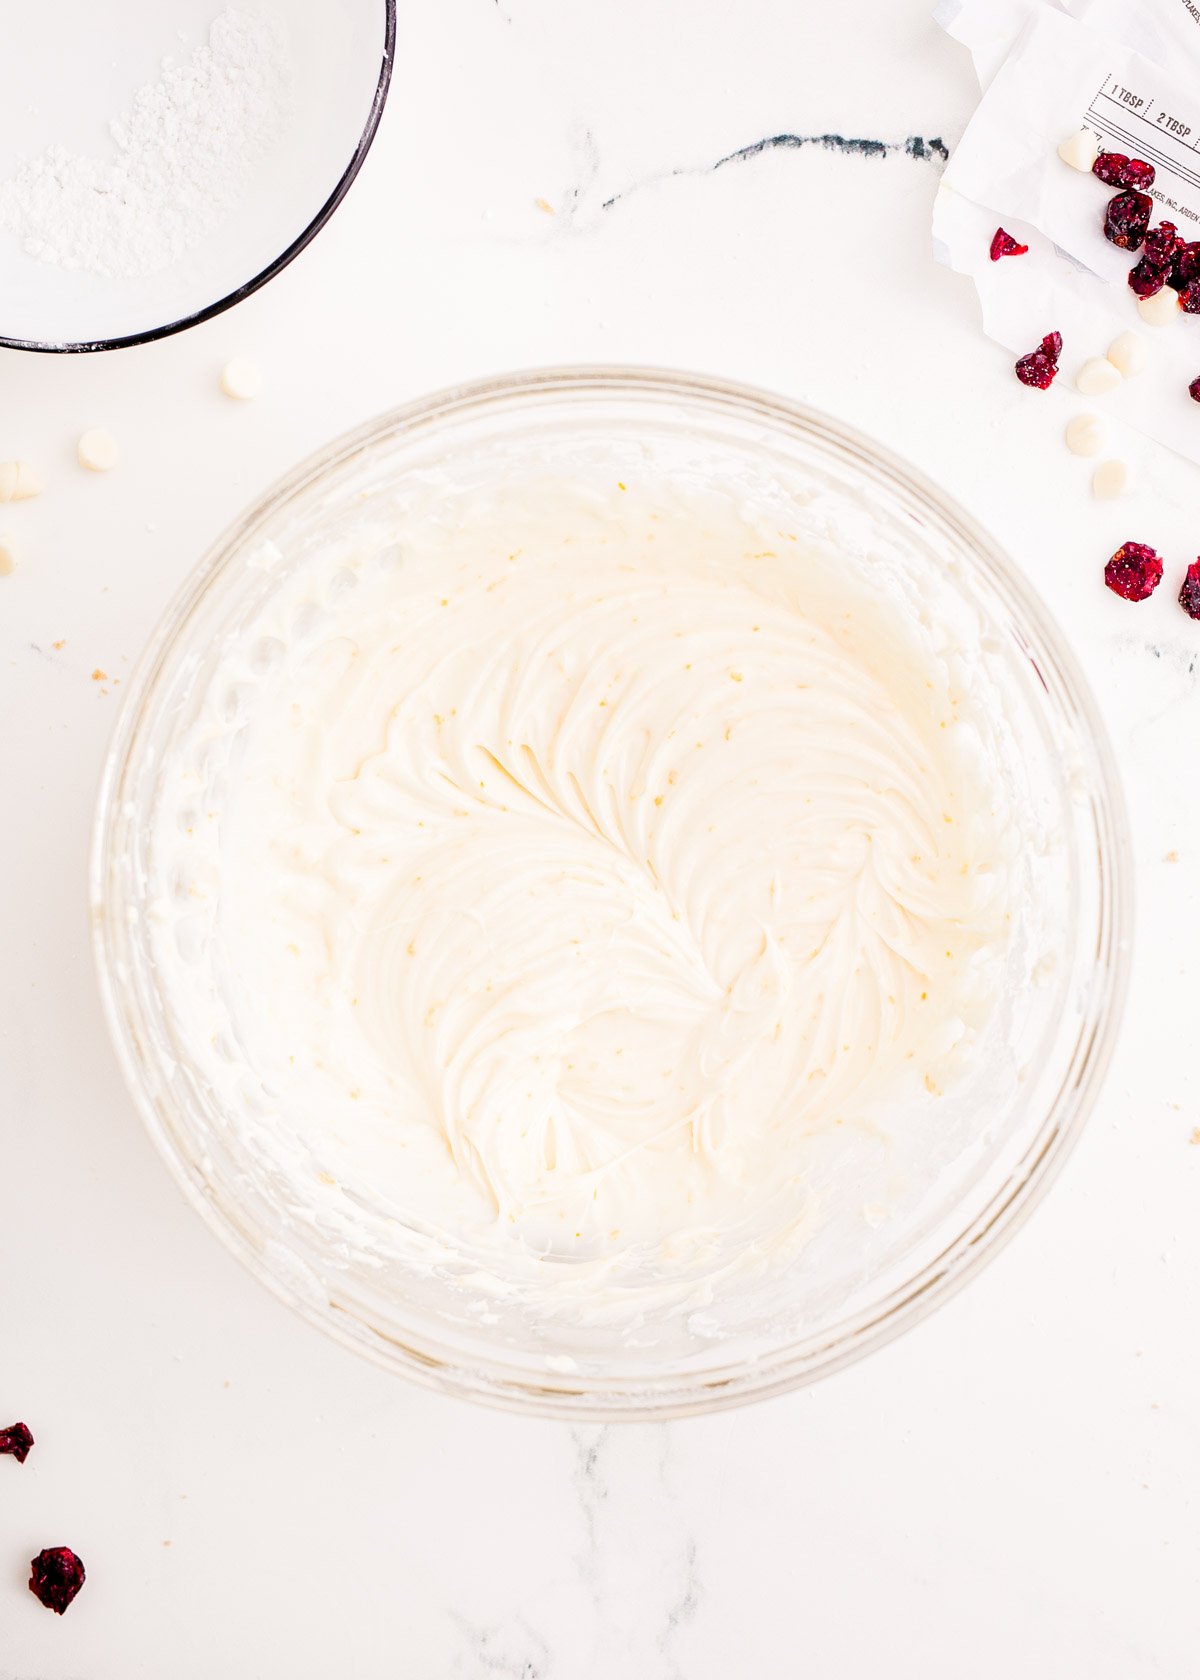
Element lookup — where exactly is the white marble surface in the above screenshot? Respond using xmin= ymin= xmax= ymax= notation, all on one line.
xmin=3 ymin=1 xmax=1199 ymax=1674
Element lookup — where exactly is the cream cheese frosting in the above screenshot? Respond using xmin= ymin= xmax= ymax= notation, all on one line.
xmin=150 ymin=467 xmax=1023 ymax=1315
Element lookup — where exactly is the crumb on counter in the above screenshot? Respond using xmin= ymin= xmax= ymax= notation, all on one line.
xmin=1058 ymin=130 xmax=1099 ymax=172
xmin=1138 ymin=286 xmax=1179 ymax=328
xmin=78 ymin=428 xmax=120 ymax=472
xmin=1065 ymin=413 xmax=1107 ymax=458
xmin=0 ymin=460 xmax=43 ymax=502
xmin=1076 ymin=356 xmax=1121 ymax=397
xmin=220 ymin=357 xmax=263 ymax=401
xmin=1092 ymin=459 xmax=1131 ymax=501
xmin=1107 ymin=331 xmax=1146 ymax=379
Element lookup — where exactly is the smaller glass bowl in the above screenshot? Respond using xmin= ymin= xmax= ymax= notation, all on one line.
xmin=92 ymin=368 xmax=1132 ymax=1418
xmin=0 ymin=0 xmax=394 ymax=352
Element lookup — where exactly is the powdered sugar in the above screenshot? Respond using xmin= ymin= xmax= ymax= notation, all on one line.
xmin=0 ymin=8 xmax=292 ymax=280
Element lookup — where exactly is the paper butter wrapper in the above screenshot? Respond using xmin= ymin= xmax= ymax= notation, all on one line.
xmin=934 ymin=0 xmax=1200 ymax=461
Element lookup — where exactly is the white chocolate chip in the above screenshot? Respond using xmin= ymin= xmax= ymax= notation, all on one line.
xmin=77 ymin=428 xmax=119 ymax=472
xmin=1065 ymin=413 xmax=1107 ymax=457
xmin=220 ymin=358 xmax=263 ymax=401
xmin=0 ymin=460 xmax=44 ymax=502
xmin=1107 ymin=330 xmax=1147 ymax=378
xmin=1058 ymin=130 xmax=1099 ymax=172
xmin=1076 ymin=356 xmax=1122 ymax=396
xmin=1138 ymin=286 xmax=1179 ymax=327
xmin=1092 ymin=459 xmax=1132 ymax=500
xmin=0 ymin=537 xmax=17 ymax=575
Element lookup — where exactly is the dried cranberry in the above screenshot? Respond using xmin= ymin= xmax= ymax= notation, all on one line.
xmin=29 ymin=1548 xmax=86 ymax=1615
xmin=1144 ymin=222 xmax=1180 ymax=265
xmin=1132 ymin=224 xmax=1183 ymax=297
xmin=1014 ymin=330 xmax=1062 ymax=389
xmin=1015 ymin=352 xmax=1056 ymax=389
xmin=1104 ymin=190 xmax=1153 ymax=250
xmin=1180 ymin=562 xmax=1200 ymax=619
xmin=1093 ymin=152 xmax=1156 ymax=189
xmin=1169 ymin=242 xmax=1200 ymax=291
xmin=990 ymin=227 xmax=1029 ymax=261
xmin=1105 ymin=542 xmax=1163 ymax=602
xmin=1189 ymin=375 xmax=1200 ymax=403
xmin=0 ymin=1422 xmax=33 ymax=1463
xmin=1129 ymin=257 xmax=1168 ymax=297
xmin=1093 ymin=151 xmax=1130 ymax=184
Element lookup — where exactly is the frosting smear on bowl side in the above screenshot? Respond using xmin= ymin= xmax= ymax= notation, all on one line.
xmin=152 ymin=471 xmax=1021 ymax=1314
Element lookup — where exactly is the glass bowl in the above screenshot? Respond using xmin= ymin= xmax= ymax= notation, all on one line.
xmin=0 ymin=0 xmax=394 ymax=353
xmin=91 ymin=368 xmax=1131 ymax=1418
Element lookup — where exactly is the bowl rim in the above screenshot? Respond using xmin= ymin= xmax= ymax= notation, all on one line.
xmin=90 ymin=364 xmax=1134 ymax=1418
xmin=0 ymin=0 xmax=396 ymax=355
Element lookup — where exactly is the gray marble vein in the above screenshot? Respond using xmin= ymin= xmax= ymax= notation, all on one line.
xmin=442 ymin=1426 xmax=710 ymax=1679
xmin=450 ymin=1608 xmax=553 ymax=1680
xmin=600 ymin=130 xmax=950 ymax=212
xmin=570 ymin=1426 xmax=707 ymax=1676
xmin=714 ymin=130 xmax=949 ymax=168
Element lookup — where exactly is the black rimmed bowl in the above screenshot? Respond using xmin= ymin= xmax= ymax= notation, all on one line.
xmin=0 ymin=0 xmax=394 ymax=353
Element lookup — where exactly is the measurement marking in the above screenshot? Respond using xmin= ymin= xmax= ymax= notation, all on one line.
xmin=1093 ymin=85 xmax=1200 ymax=149
xmin=1086 ymin=96 xmax=1200 ymax=187
xmin=1092 ymin=114 xmax=1200 ymax=180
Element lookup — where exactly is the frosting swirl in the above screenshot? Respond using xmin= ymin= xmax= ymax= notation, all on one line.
xmin=154 ymin=472 xmax=1019 ymax=1303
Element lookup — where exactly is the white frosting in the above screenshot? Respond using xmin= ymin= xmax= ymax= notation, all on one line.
xmin=150 ymin=469 xmax=1024 ymax=1320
